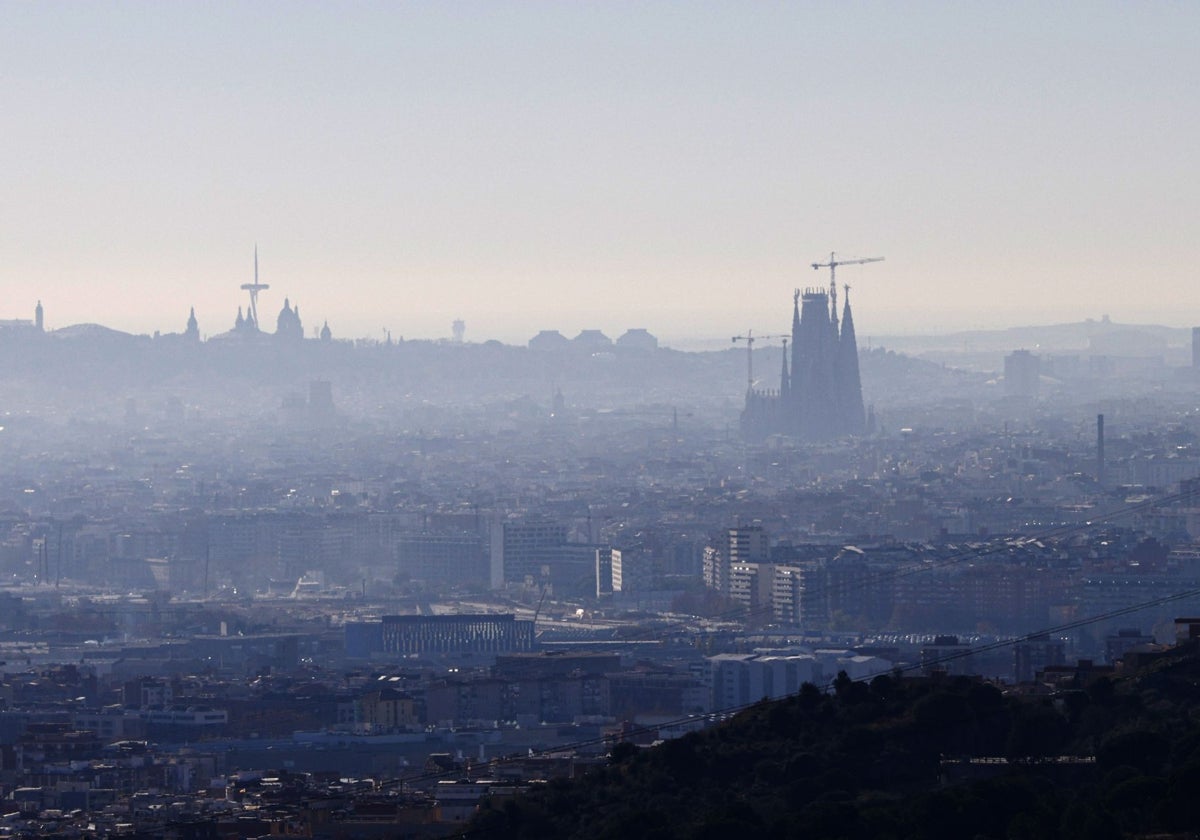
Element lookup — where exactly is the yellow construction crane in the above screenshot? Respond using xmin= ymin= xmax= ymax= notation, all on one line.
xmin=732 ymin=330 xmax=788 ymax=392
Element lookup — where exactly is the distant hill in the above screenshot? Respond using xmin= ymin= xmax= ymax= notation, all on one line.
xmin=466 ymin=642 xmax=1200 ymax=839
xmin=50 ymin=323 xmax=139 ymax=341
xmin=859 ymin=346 xmax=993 ymax=407
xmin=868 ymin=319 xmax=1193 ymax=372
xmin=0 ymin=324 xmax=978 ymax=424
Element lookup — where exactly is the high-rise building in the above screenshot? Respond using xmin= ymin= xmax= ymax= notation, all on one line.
xmin=397 ymin=532 xmax=487 ymax=586
xmin=728 ymin=562 xmax=776 ymax=617
xmin=772 ymin=564 xmax=822 ymax=626
xmin=703 ymin=526 xmax=769 ymax=597
xmin=701 ymin=545 xmax=726 ymax=595
xmin=595 ymin=547 xmax=615 ymax=597
xmin=1013 ymin=634 xmax=1065 ymax=683
xmin=309 ymin=380 xmax=335 ymax=425
xmin=727 ymin=526 xmax=769 ymax=565
xmin=500 ymin=518 xmax=568 ymax=587
xmin=1004 ymin=349 xmax=1041 ymax=397
xmin=741 ymin=282 xmax=865 ymax=441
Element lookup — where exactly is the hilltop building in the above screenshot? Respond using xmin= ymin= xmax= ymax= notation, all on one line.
xmin=573 ymin=330 xmax=612 ymax=351
xmin=616 ymin=328 xmax=658 ymax=351
xmin=275 ymin=298 xmax=304 ymax=341
xmin=527 ymin=328 xmax=659 ymax=353
xmin=231 ymin=307 xmax=256 ymax=335
xmin=741 ymin=283 xmax=865 ymax=442
xmin=0 ymin=302 xmax=44 ymax=333
xmin=184 ymin=307 xmax=200 ymax=341
xmin=529 ymin=330 xmax=570 ymax=352
xmin=210 ymin=252 xmax=328 ymax=342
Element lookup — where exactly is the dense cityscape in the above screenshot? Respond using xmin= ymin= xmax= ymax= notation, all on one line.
xmin=5 ymin=1 xmax=1198 ymax=834
xmin=0 ymin=281 xmax=1198 ymax=836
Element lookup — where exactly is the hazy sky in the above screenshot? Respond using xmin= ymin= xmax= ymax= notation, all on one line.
xmin=2 ymin=2 xmax=1197 ymax=345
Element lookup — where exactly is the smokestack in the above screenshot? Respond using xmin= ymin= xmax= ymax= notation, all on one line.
xmin=1097 ymin=414 xmax=1105 ymax=487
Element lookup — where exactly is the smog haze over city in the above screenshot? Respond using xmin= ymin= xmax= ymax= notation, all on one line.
xmin=4 ymin=2 xmax=1199 ymax=342
xmin=3 ymin=4 xmax=1200 ymax=838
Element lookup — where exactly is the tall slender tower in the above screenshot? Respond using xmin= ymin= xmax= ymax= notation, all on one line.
xmin=743 ymin=281 xmax=869 ymax=443
xmin=836 ymin=285 xmax=866 ymax=435
xmin=829 ymin=280 xmax=840 ymax=347
xmin=788 ymin=290 xmax=804 ymax=435
xmin=240 ymin=245 xmax=269 ymax=330
xmin=185 ymin=306 xmax=200 ymax=341
xmin=793 ymin=288 xmax=838 ymax=439
xmin=779 ymin=338 xmax=790 ymax=402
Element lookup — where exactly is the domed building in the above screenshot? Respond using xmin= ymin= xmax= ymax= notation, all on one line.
xmin=276 ymin=298 xmax=304 ymax=341
xmin=616 ymin=328 xmax=658 ymax=351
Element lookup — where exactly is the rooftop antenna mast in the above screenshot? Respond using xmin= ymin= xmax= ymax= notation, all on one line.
xmin=240 ymin=245 xmax=270 ymax=329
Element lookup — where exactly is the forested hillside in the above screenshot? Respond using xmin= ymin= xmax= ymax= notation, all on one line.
xmin=467 ymin=647 xmax=1200 ymax=839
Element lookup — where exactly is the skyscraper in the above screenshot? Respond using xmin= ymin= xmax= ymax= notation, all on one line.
xmin=741 ymin=281 xmax=865 ymax=441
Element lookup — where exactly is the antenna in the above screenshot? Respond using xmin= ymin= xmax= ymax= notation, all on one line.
xmin=240 ymin=244 xmax=270 ymax=329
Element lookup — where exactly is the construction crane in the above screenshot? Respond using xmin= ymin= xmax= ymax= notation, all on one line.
xmin=731 ymin=330 xmax=788 ymax=392
xmin=811 ymin=252 xmax=884 ymax=288
xmin=532 ymin=585 xmax=549 ymax=625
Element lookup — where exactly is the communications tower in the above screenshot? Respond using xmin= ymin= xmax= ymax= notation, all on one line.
xmin=240 ymin=246 xmax=270 ymax=329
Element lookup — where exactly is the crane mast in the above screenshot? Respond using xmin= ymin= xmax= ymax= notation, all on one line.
xmin=731 ymin=330 xmax=788 ymax=392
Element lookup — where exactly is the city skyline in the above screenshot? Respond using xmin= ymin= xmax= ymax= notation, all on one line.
xmin=3 ymin=3 xmax=1198 ymax=342
xmin=4 ymin=6 xmax=1200 ymax=831
xmin=7 ymin=274 xmax=1198 ymax=351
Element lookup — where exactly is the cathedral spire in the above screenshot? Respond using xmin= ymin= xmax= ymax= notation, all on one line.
xmin=836 ymin=284 xmax=866 ymax=435
xmin=829 ymin=279 xmax=839 ymax=336
xmin=779 ymin=338 xmax=790 ymax=400
xmin=743 ymin=268 xmax=871 ymax=443
xmin=789 ymin=289 xmax=802 ymax=409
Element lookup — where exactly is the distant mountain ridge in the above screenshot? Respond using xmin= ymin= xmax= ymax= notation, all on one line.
xmin=871 ymin=318 xmax=1192 ymax=356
